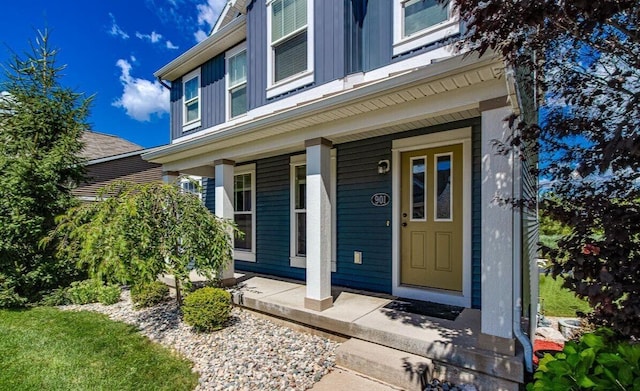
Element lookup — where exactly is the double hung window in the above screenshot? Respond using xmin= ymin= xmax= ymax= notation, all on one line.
xmin=234 ymin=165 xmax=256 ymax=262
xmin=393 ymin=0 xmax=459 ymax=55
xmin=227 ymin=45 xmax=247 ymax=119
xmin=289 ymin=152 xmax=336 ymax=271
xmin=183 ymin=68 xmax=201 ymax=130
xmin=267 ymin=0 xmax=314 ymax=97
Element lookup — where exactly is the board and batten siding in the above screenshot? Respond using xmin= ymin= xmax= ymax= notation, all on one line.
xmin=246 ymin=0 xmax=345 ymax=107
xmin=169 ymin=77 xmax=183 ymax=141
xmin=170 ymin=54 xmax=226 ymax=141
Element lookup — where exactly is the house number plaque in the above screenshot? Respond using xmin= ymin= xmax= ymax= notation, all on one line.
xmin=371 ymin=193 xmax=390 ymax=207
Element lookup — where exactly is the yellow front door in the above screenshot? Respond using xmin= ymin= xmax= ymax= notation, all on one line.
xmin=400 ymin=143 xmax=463 ymax=291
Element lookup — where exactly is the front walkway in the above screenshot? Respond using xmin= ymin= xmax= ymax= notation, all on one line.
xmin=231 ymin=275 xmax=524 ymax=390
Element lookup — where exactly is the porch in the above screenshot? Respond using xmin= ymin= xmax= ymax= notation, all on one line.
xmin=230 ymin=273 xmax=524 ymax=390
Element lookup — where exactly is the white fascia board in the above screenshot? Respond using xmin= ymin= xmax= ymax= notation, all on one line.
xmin=143 ymin=52 xmax=501 ymax=163
xmin=154 ymin=15 xmax=246 ymax=81
xmin=91 ymin=146 xmax=164 ymax=165
xmin=213 ymin=0 xmax=248 ymax=34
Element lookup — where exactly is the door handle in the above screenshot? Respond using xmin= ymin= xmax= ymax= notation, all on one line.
xmin=402 ymin=213 xmax=407 ymax=218
xmin=402 ymin=222 xmax=407 ymax=227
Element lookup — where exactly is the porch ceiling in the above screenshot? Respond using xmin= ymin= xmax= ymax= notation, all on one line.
xmin=145 ymin=53 xmax=511 ymax=168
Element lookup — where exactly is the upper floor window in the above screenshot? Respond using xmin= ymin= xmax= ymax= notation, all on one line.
xmin=266 ymin=0 xmax=314 ymax=98
xmin=226 ymin=44 xmax=248 ymax=119
xmin=183 ymin=68 xmax=201 ymax=131
xmin=393 ymin=0 xmax=459 ymax=56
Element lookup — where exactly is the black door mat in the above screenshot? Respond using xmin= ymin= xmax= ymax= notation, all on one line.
xmin=383 ymin=298 xmax=464 ymax=321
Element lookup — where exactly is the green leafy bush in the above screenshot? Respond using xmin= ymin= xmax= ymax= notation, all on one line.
xmin=65 ymin=280 xmax=121 ymax=305
xmin=131 ymin=281 xmax=169 ymax=309
xmin=97 ymin=284 xmax=121 ymax=305
xmin=528 ymin=328 xmax=640 ymax=390
xmin=66 ymin=280 xmax=101 ymax=304
xmin=40 ymin=288 xmax=71 ymax=306
xmin=182 ymin=287 xmax=231 ymax=332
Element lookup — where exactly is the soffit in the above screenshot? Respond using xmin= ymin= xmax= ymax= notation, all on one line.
xmin=145 ymin=54 xmax=507 ymax=164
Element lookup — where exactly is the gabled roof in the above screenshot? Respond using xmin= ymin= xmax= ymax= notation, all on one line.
xmin=212 ymin=0 xmax=248 ymax=34
xmin=81 ymin=131 xmax=142 ymax=160
xmin=154 ymin=14 xmax=246 ymax=82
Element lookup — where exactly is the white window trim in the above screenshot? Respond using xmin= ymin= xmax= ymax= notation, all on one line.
xmin=409 ymin=156 xmax=427 ymax=222
xmin=179 ymin=175 xmax=203 ymax=201
xmin=433 ymin=152 xmax=453 ymax=222
xmin=266 ymin=0 xmax=315 ymax=99
xmin=182 ymin=68 xmax=202 ymax=131
xmin=392 ymin=0 xmax=460 ymax=56
xmin=225 ymin=43 xmax=248 ymax=121
xmin=289 ymin=151 xmax=336 ymax=272
xmin=234 ymin=163 xmax=256 ymax=262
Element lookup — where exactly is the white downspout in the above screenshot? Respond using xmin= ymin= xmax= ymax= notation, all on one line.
xmin=510 ymin=101 xmax=534 ymax=374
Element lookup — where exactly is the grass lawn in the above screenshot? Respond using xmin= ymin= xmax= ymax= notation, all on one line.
xmin=539 ymin=274 xmax=592 ymax=317
xmin=0 ymin=307 xmax=198 ymax=391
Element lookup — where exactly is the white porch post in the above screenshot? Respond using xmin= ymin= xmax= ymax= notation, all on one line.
xmin=304 ymin=138 xmax=333 ymax=311
xmin=214 ymin=159 xmax=236 ymax=286
xmin=479 ymin=97 xmax=516 ymax=355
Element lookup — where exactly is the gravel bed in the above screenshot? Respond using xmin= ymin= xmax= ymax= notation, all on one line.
xmin=60 ymin=290 xmax=339 ymax=390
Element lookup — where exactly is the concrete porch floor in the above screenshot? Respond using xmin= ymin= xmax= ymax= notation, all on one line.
xmin=230 ymin=274 xmax=524 ymax=390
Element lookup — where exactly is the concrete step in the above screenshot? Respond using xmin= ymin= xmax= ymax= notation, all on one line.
xmin=336 ymin=339 xmax=520 ymax=391
xmin=311 ymin=367 xmax=400 ymax=390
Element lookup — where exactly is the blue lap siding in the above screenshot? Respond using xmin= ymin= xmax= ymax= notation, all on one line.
xmin=205 ymin=119 xmax=482 ymax=308
xmin=236 ymin=154 xmax=305 ymax=280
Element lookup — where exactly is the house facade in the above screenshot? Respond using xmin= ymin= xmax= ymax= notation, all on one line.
xmin=145 ymin=0 xmax=538 ymax=357
xmin=73 ymin=131 xmax=163 ymax=201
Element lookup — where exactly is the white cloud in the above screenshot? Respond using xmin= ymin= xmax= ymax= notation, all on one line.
xmin=194 ymin=0 xmax=226 ymax=41
xmin=166 ymin=40 xmax=179 ymax=50
xmin=108 ymin=13 xmax=129 ymax=39
xmin=194 ymin=29 xmax=209 ymax=43
xmin=130 ymin=55 xmax=137 ymax=63
xmin=112 ymin=59 xmax=169 ymax=122
xmin=135 ymin=31 xmax=163 ymax=43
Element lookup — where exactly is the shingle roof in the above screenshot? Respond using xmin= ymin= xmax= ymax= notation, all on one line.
xmin=80 ymin=131 xmax=142 ymax=160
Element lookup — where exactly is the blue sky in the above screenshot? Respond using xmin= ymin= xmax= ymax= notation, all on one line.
xmin=0 ymin=0 xmax=226 ymax=148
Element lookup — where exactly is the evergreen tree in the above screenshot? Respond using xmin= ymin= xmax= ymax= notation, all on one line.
xmin=0 ymin=30 xmax=91 ymax=306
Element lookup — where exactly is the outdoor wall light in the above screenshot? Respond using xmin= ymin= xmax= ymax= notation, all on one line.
xmin=377 ymin=159 xmax=390 ymax=174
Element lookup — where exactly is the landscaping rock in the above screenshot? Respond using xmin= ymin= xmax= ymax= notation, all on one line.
xmin=60 ymin=290 xmax=339 ymax=390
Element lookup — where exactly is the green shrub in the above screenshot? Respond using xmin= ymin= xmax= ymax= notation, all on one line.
xmin=98 ymin=284 xmax=121 ymax=305
xmin=67 ymin=280 xmax=101 ymax=304
xmin=130 ymin=281 xmax=169 ymax=309
xmin=40 ymin=288 xmax=71 ymax=306
xmin=528 ymin=328 xmax=640 ymax=390
xmin=65 ymin=280 xmax=121 ymax=305
xmin=182 ymin=287 xmax=231 ymax=332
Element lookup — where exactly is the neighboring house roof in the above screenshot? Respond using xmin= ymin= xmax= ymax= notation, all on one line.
xmin=81 ymin=131 xmax=142 ymax=160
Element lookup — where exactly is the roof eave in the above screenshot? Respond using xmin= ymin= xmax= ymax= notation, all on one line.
xmin=154 ymin=14 xmax=246 ymax=81
xmin=143 ymin=53 xmax=503 ymax=163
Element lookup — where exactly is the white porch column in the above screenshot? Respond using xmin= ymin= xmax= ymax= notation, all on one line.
xmin=214 ymin=159 xmax=236 ymax=286
xmin=304 ymin=138 xmax=333 ymax=311
xmin=479 ymin=97 xmax=516 ymax=355
xmin=162 ymin=170 xmax=179 ymax=184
